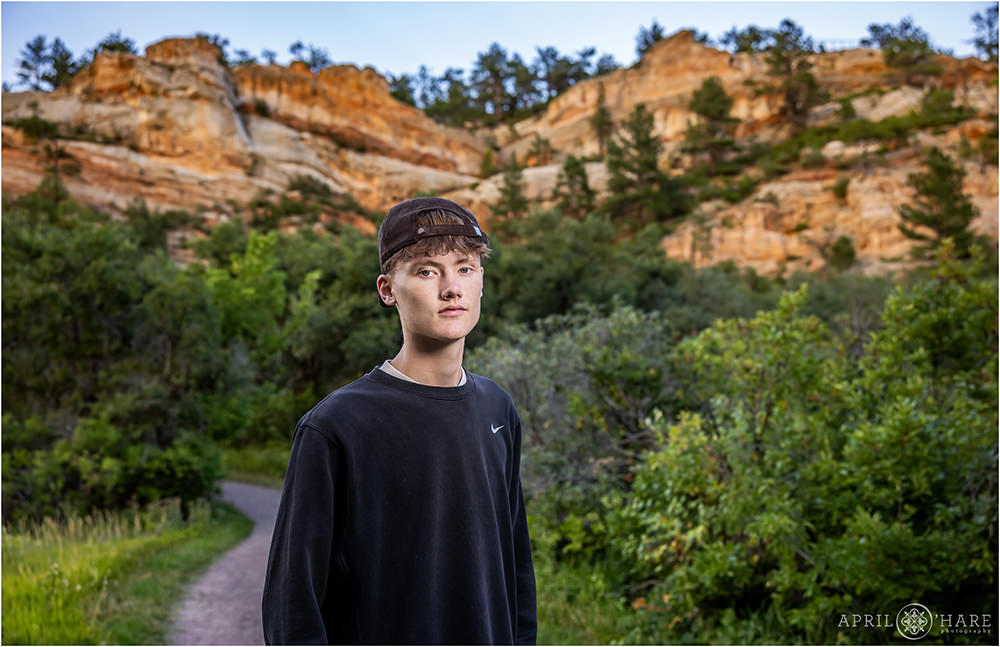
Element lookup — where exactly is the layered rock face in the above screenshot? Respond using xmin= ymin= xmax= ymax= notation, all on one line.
xmin=493 ymin=31 xmax=997 ymax=160
xmin=2 ymin=33 xmax=996 ymax=274
xmin=1 ymin=37 xmax=482 ymax=219
xmin=485 ymin=31 xmax=997 ymax=273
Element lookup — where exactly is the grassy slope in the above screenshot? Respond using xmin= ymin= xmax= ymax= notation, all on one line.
xmin=2 ymin=499 xmax=252 ymax=645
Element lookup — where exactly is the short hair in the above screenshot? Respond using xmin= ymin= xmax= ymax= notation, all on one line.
xmin=380 ymin=209 xmax=491 ymax=275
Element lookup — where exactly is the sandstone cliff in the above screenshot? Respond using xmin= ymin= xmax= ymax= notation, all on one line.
xmin=2 ymin=32 xmax=996 ymax=274
xmin=2 ymin=37 xmax=483 ymax=219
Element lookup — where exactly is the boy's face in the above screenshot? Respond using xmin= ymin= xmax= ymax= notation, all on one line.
xmin=377 ymin=249 xmax=484 ymax=346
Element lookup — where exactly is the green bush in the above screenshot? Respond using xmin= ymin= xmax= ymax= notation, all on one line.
xmin=3 ymin=416 xmax=222 ymax=523
xmin=600 ymin=261 xmax=997 ymax=643
xmin=9 ymin=114 xmax=60 ymax=140
xmin=831 ymin=176 xmax=850 ymax=199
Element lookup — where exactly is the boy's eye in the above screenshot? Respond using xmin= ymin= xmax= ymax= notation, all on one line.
xmin=458 ymin=267 xmax=472 ymax=274
xmin=417 ymin=269 xmax=433 ymax=277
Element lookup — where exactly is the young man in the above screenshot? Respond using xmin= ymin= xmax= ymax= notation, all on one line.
xmin=262 ymin=197 xmax=537 ymax=645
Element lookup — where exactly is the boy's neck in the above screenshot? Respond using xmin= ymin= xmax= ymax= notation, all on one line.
xmin=390 ymin=340 xmax=465 ymax=387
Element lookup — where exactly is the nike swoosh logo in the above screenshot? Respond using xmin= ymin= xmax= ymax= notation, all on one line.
xmin=491 ymin=424 xmax=504 ymax=434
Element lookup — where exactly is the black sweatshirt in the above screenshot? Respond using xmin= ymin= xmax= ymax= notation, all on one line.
xmin=262 ymin=368 xmax=537 ymax=645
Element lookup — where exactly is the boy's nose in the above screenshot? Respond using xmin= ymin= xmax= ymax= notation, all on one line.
xmin=441 ymin=274 xmax=463 ymax=300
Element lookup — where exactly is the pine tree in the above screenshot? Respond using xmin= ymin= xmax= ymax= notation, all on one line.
xmin=472 ymin=43 xmax=512 ymax=122
xmin=720 ymin=25 xmax=770 ymax=53
xmin=603 ymin=103 xmax=688 ymax=226
xmin=43 ymin=38 xmax=80 ymax=89
xmin=95 ymin=30 xmax=138 ymax=55
xmin=507 ymin=54 xmax=540 ymax=113
xmin=389 ymin=73 xmax=416 ymax=106
xmin=861 ymin=17 xmax=941 ymax=85
xmin=590 ymin=83 xmax=614 ymax=157
xmin=17 ymin=36 xmax=49 ymax=90
xmin=527 ymin=133 xmax=553 ymax=166
xmin=493 ymin=154 xmax=529 ymax=222
xmin=972 ymin=6 xmax=999 ymax=62
xmin=684 ymin=77 xmax=738 ymax=170
xmin=553 ymin=155 xmax=595 ymax=217
xmin=898 ymin=147 xmax=979 ymax=258
xmin=636 ymin=20 xmax=666 ymax=59
xmin=480 ymin=149 xmax=496 ymax=178
xmin=764 ymin=19 xmax=828 ymax=131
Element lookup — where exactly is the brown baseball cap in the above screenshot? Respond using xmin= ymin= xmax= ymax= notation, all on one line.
xmin=376 ymin=197 xmax=490 ymax=307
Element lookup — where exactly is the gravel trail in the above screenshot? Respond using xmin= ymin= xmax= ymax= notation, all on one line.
xmin=168 ymin=481 xmax=282 ymax=646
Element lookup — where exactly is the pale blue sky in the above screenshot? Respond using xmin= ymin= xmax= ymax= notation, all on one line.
xmin=2 ymin=1 xmax=995 ymax=88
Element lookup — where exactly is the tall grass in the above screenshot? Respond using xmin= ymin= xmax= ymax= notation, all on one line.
xmin=533 ymin=546 xmax=634 ymax=644
xmin=223 ymin=442 xmax=290 ymax=489
xmin=2 ymin=498 xmax=251 ymax=645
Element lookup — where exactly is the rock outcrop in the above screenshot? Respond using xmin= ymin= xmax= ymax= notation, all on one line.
xmin=2 ymin=37 xmax=483 ymax=218
xmin=2 ymin=32 xmax=996 ymax=274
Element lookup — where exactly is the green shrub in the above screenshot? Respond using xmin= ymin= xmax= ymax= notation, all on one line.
xmin=601 ymin=261 xmax=997 ymax=643
xmin=9 ymin=114 xmax=60 ymax=140
xmin=832 ymin=176 xmax=850 ymax=199
xmin=801 ymin=147 xmax=826 ymax=168
xmin=829 ymin=234 xmax=856 ymax=270
xmin=288 ymin=174 xmax=332 ymax=198
xmin=3 ymin=416 xmax=223 ymax=523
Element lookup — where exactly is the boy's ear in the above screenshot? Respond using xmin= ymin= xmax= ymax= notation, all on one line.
xmin=376 ymin=274 xmax=396 ymax=307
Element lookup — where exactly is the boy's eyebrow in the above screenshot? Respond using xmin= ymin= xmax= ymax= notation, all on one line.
xmin=413 ymin=254 xmax=476 ymax=267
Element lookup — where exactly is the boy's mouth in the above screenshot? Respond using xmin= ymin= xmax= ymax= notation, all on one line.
xmin=439 ymin=305 xmax=467 ymax=315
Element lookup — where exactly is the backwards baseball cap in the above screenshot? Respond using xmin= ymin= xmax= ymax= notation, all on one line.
xmin=377 ymin=197 xmax=490 ymax=268
xmin=376 ymin=197 xmax=490 ymax=308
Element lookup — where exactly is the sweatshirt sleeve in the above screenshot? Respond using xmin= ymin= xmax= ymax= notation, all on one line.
xmin=262 ymin=423 xmax=341 ymax=645
xmin=510 ymin=414 xmax=538 ymax=645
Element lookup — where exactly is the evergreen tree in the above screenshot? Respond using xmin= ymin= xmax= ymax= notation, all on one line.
xmin=594 ymin=53 xmax=621 ymax=76
xmin=590 ymin=83 xmax=614 ymax=157
xmin=194 ymin=32 xmax=230 ymax=65
xmin=425 ymin=68 xmax=474 ymax=127
xmin=415 ymin=65 xmax=442 ymax=109
xmin=898 ymin=147 xmax=980 ymax=259
xmin=534 ymin=46 xmax=562 ymax=100
xmin=603 ymin=103 xmax=688 ymax=226
xmin=472 ymin=43 xmax=512 ymax=122
xmin=720 ymin=25 xmax=770 ymax=53
xmin=508 ymin=53 xmax=540 ymax=113
xmin=554 ymin=155 xmax=595 ymax=217
xmin=43 ymin=38 xmax=80 ymax=89
xmin=94 ymin=30 xmax=138 ymax=55
xmin=232 ymin=49 xmax=257 ymax=66
xmin=764 ymin=19 xmax=828 ymax=131
xmin=493 ymin=153 xmax=529 ymax=222
xmin=17 ymin=36 xmax=49 ymax=90
xmin=684 ymin=77 xmax=738 ymax=169
xmin=533 ymin=45 xmax=593 ymax=99
xmin=527 ymin=133 xmax=553 ymax=166
xmin=261 ymin=49 xmax=278 ymax=65
xmin=971 ymin=6 xmax=998 ymax=62
xmin=636 ymin=20 xmax=667 ymax=59
xmin=389 ymin=73 xmax=416 ymax=106
xmin=40 ymin=142 xmax=81 ymax=204
xmin=480 ymin=149 xmax=497 ymax=178
xmin=861 ymin=17 xmax=941 ymax=85
xmin=304 ymin=44 xmax=331 ymax=73
xmin=575 ymin=47 xmax=597 ymax=78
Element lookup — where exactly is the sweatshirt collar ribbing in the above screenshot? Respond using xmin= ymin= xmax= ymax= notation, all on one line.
xmin=365 ymin=365 xmax=477 ymax=400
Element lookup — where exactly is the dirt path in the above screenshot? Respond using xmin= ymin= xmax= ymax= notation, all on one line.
xmin=168 ymin=481 xmax=281 ymax=646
